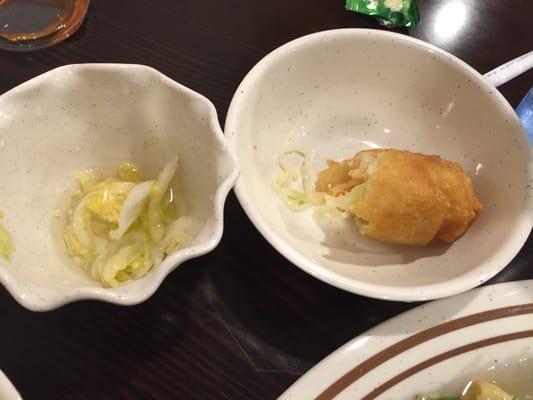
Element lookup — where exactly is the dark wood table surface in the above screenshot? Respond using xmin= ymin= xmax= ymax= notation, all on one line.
xmin=0 ymin=1 xmax=531 ymax=399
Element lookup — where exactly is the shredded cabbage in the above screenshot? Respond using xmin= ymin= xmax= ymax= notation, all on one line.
xmin=148 ymin=155 xmax=178 ymax=242
xmin=0 ymin=211 xmax=14 ymax=262
xmin=273 ymin=150 xmax=366 ymax=216
xmin=110 ymin=180 xmax=154 ymax=240
xmin=272 ymin=150 xmax=325 ymax=210
xmin=160 ymin=216 xmax=193 ymax=254
xmin=85 ymin=181 xmax=135 ymax=223
xmin=63 ymin=158 xmax=193 ymax=288
xmin=324 ymin=183 xmax=367 ymax=212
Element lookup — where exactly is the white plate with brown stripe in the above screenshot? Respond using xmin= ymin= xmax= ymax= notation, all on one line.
xmin=279 ymin=280 xmax=533 ymax=399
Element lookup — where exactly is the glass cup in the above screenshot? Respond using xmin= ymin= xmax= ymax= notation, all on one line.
xmin=0 ymin=0 xmax=90 ymax=51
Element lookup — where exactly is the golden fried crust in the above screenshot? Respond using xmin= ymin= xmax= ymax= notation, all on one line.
xmin=317 ymin=149 xmax=483 ymax=245
xmin=426 ymin=157 xmax=483 ymax=243
xmin=351 ymin=151 xmax=449 ymax=245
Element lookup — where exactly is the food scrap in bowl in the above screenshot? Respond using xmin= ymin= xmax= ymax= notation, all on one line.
xmin=63 ymin=157 xmax=194 ymax=287
xmin=416 ymin=379 xmax=528 ymax=400
xmin=274 ymin=149 xmax=482 ymax=246
xmin=0 ymin=210 xmax=14 ymax=262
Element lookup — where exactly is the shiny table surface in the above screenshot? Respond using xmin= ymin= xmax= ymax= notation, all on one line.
xmin=0 ymin=1 xmax=531 ymax=399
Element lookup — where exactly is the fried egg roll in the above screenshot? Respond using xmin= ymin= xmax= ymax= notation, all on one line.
xmin=316 ymin=149 xmax=482 ymax=245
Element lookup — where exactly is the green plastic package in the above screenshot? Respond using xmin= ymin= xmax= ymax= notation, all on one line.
xmin=345 ymin=0 xmax=420 ymax=28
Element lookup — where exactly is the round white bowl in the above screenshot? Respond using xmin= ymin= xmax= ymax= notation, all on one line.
xmin=0 ymin=370 xmax=21 ymax=400
xmin=225 ymin=29 xmax=532 ymax=301
xmin=0 ymin=64 xmax=238 ymax=311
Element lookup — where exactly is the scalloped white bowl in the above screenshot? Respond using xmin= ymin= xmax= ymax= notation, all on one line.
xmin=0 ymin=64 xmax=238 ymax=311
xmin=225 ymin=29 xmax=532 ymax=302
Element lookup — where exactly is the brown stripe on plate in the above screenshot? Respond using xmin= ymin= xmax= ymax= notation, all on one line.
xmin=316 ymin=303 xmax=533 ymax=400
xmin=362 ymin=329 xmax=533 ymax=399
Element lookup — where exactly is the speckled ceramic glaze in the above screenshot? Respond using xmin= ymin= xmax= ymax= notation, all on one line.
xmin=226 ymin=29 xmax=532 ymax=301
xmin=0 ymin=370 xmax=21 ymax=400
xmin=0 ymin=64 xmax=238 ymax=311
xmin=279 ymin=280 xmax=533 ymax=399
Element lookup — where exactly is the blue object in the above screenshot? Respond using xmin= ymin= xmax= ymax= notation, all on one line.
xmin=516 ymin=86 xmax=533 ymax=143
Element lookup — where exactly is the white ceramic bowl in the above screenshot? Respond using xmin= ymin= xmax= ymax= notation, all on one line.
xmin=0 ymin=370 xmax=22 ymax=400
xmin=225 ymin=29 xmax=532 ymax=301
xmin=0 ymin=370 xmax=21 ymax=400
xmin=0 ymin=64 xmax=238 ymax=311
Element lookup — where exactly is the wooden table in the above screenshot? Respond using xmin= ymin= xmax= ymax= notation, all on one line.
xmin=0 ymin=1 xmax=531 ymax=399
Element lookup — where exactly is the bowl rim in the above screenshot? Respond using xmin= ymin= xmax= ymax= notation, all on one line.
xmin=279 ymin=279 xmax=533 ymax=399
xmin=0 ymin=63 xmax=239 ymax=311
xmin=0 ymin=369 xmax=21 ymax=400
xmin=224 ymin=28 xmax=532 ymax=302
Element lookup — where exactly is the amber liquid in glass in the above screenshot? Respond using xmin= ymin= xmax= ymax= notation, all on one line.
xmin=0 ymin=0 xmax=89 ymax=51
